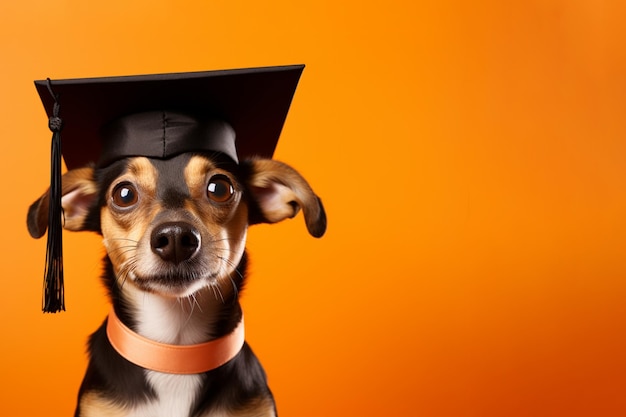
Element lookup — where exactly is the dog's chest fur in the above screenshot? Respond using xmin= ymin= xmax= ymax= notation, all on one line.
xmin=128 ymin=372 xmax=203 ymax=417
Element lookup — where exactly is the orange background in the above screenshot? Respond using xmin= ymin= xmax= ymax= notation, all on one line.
xmin=1 ymin=1 xmax=626 ymax=416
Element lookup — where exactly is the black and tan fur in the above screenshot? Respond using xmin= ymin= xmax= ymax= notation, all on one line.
xmin=27 ymin=153 xmax=326 ymax=417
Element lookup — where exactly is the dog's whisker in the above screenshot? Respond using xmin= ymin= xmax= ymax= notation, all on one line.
xmin=179 ymin=296 xmax=197 ymax=328
xmin=194 ymin=297 xmax=202 ymax=312
xmin=115 ymin=255 xmax=139 ymax=291
xmin=107 ymin=244 xmax=138 ymax=252
xmin=209 ymin=236 xmax=244 ymax=243
xmin=192 ymin=293 xmax=203 ymax=313
xmin=107 ymin=247 xmax=138 ymax=260
xmin=217 ymin=255 xmax=244 ymax=281
xmin=209 ymin=240 xmax=245 ymax=251
xmin=209 ymin=282 xmax=219 ymax=301
xmin=104 ymin=237 xmax=140 ymax=243
xmin=211 ymin=247 xmax=242 ymax=255
xmin=219 ymin=273 xmax=239 ymax=303
xmin=103 ymin=239 xmax=139 ymax=252
xmin=186 ymin=293 xmax=196 ymax=312
xmin=115 ymin=270 xmax=128 ymax=291
xmin=214 ymin=256 xmax=242 ymax=303
xmin=209 ymin=283 xmax=220 ymax=302
xmin=117 ymin=272 xmax=128 ymax=291
xmin=105 ymin=246 xmax=139 ymax=267
xmin=212 ymin=281 xmax=226 ymax=304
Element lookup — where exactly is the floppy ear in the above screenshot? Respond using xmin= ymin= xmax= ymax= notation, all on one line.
xmin=241 ymin=159 xmax=327 ymax=238
xmin=27 ymin=167 xmax=98 ymax=238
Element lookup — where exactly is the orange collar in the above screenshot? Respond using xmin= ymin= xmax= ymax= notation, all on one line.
xmin=106 ymin=308 xmax=245 ymax=374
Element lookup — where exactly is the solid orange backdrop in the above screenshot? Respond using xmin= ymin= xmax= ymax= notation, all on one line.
xmin=1 ymin=1 xmax=626 ymax=416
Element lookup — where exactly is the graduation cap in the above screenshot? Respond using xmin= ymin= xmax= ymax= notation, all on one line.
xmin=34 ymin=64 xmax=305 ymax=312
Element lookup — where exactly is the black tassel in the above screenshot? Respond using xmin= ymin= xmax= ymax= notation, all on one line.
xmin=43 ymin=79 xmax=65 ymax=313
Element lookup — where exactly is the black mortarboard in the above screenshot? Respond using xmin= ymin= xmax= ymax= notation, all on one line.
xmin=34 ymin=64 xmax=305 ymax=312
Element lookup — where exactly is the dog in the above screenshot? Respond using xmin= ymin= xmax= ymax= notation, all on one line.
xmin=27 ymin=152 xmax=326 ymax=416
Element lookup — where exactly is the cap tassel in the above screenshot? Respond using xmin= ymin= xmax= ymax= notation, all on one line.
xmin=43 ymin=79 xmax=65 ymax=313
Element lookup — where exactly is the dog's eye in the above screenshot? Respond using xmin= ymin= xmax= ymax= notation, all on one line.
xmin=207 ymin=175 xmax=234 ymax=203
xmin=112 ymin=182 xmax=138 ymax=208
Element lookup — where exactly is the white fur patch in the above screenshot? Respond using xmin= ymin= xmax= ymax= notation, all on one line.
xmin=125 ymin=371 xmax=203 ymax=417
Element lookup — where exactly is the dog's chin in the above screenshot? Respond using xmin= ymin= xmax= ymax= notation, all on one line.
xmin=130 ymin=271 xmax=218 ymax=298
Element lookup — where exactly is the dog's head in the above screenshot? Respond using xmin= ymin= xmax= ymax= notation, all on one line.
xmin=27 ymin=153 xmax=326 ymax=299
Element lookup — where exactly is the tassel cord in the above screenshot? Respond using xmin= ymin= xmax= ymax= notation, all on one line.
xmin=42 ymin=79 xmax=65 ymax=313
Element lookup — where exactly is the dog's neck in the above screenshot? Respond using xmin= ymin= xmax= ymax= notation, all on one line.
xmin=114 ymin=284 xmax=241 ymax=346
xmin=135 ymin=288 xmax=221 ymax=344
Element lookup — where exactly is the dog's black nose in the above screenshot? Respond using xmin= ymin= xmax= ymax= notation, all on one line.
xmin=150 ymin=222 xmax=200 ymax=264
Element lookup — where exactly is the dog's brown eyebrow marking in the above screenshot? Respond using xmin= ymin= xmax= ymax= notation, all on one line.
xmin=184 ymin=155 xmax=217 ymax=200
xmin=125 ymin=157 xmax=158 ymax=196
xmin=127 ymin=157 xmax=154 ymax=176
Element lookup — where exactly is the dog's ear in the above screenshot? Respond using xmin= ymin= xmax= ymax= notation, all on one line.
xmin=27 ymin=167 xmax=98 ymax=238
xmin=241 ymin=159 xmax=326 ymax=238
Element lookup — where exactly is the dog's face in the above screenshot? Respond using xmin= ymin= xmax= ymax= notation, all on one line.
xmin=28 ymin=153 xmax=326 ymax=299
xmin=100 ymin=154 xmax=249 ymax=298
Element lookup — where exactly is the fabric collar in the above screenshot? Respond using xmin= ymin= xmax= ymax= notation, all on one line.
xmin=106 ymin=308 xmax=245 ymax=374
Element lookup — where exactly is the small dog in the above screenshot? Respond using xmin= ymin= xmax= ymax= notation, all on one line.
xmin=27 ymin=152 xmax=326 ymax=416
